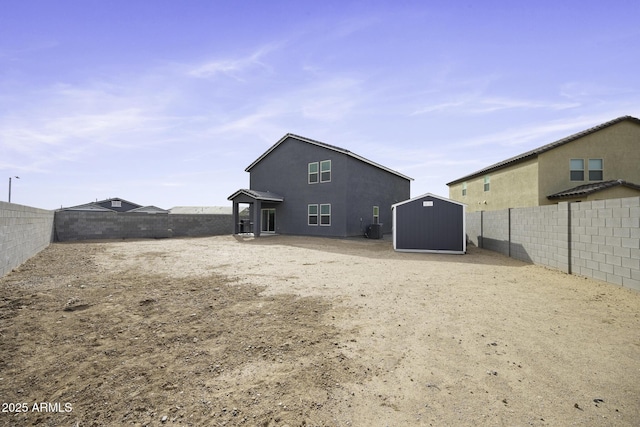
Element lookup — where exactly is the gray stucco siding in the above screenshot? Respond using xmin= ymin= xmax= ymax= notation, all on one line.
xmin=249 ymin=137 xmax=349 ymax=236
xmin=346 ymin=156 xmax=410 ymax=236
xmin=244 ymin=136 xmax=410 ymax=237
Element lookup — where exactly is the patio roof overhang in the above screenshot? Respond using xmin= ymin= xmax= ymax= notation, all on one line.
xmin=228 ymin=189 xmax=284 ymax=236
xmin=227 ymin=189 xmax=284 ymax=203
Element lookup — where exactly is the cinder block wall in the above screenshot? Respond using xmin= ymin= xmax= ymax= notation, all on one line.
xmin=468 ymin=197 xmax=640 ymax=290
xmin=465 ymin=211 xmax=482 ymax=247
xmin=571 ymin=197 xmax=640 ymax=289
xmin=480 ymin=209 xmax=510 ymax=256
xmin=510 ymin=204 xmax=569 ymax=272
xmin=54 ymin=211 xmax=234 ymax=241
xmin=0 ymin=202 xmax=54 ymax=277
xmin=168 ymin=214 xmax=234 ymax=237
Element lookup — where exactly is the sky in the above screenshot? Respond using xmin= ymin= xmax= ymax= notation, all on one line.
xmin=1 ymin=0 xmax=639 ymax=210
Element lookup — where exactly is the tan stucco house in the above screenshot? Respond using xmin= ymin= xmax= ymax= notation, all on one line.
xmin=447 ymin=115 xmax=640 ymax=212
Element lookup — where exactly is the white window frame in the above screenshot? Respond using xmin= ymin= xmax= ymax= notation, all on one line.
xmin=320 ymin=204 xmax=331 ymax=226
xmin=588 ymin=158 xmax=603 ymax=181
xmin=308 ymin=162 xmax=319 ymax=184
xmin=483 ymin=175 xmax=490 ymax=192
xmin=111 ymin=200 xmax=122 ymax=208
xmin=462 ymin=182 xmax=467 ymax=196
xmin=570 ymin=159 xmax=585 ymax=181
xmin=320 ymin=160 xmax=331 ymax=183
xmin=373 ymin=206 xmax=379 ymax=224
xmin=308 ymin=204 xmax=318 ymax=226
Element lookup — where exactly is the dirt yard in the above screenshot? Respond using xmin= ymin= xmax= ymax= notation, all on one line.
xmin=1 ymin=235 xmax=639 ymax=427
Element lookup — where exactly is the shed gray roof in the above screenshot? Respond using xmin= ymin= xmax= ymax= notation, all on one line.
xmin=392 ymin=192 xmax=466 ymax=209
xmin=447 ymin=116 xmax=640 ymax=185
xmin=227 ymin=189 xmax=285 ymax=202
xmin=246 ymin=133 xmax=413 ymax=181
xmin=547 ymin=179 xmax=640 ymax=200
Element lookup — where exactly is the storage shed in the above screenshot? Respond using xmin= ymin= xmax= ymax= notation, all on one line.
xmin=392 ymin=193 xmax=466 ymax=254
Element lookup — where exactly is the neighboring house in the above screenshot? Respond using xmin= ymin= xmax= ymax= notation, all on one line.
xmin=228 ymin=133 xmax=412 ymax=237
xmin=60 ymin=198 xmax=168 ymax=213
xmin=447 ymin=116 xmax=640 ymax=212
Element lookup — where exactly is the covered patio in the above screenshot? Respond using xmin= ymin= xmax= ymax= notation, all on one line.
xmin=227 ymin=189 xmax=284 ymax=237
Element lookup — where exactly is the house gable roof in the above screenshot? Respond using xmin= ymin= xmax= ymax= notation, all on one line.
xmin=95 ymin=197 xmax=143 ymax=209
xmin=547 ymin=179 xmax=640 ymax=200
xmin=58 ymin=203 xmax=115 ymax=212
xmin=60 ymin=197 xmax=159 ymax=212
xmin=245 ymin=133 xmax=413 ymax=181
xmin=447 ymin=116 xmax=640 ymax=186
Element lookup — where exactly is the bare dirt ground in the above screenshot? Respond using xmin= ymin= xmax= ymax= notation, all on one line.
xmin=1 ymin=235 xmax=639 ymax=427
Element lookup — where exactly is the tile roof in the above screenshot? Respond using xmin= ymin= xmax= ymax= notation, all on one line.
xmin=447 ymin=115 xmax=640 ymax=185
xmin=245 ymin=133 xmax=413 ymax=181
xmin=547 ymin=180 xmax=640 ymax=199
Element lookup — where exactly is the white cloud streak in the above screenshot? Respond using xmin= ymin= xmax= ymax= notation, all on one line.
xmin=411 ymin=95 xmax=580 ymax=115
xmin=458 ymin=114 xmax=621 ymax=149
xmin=187 ymin=43 xmax=279 ymax=80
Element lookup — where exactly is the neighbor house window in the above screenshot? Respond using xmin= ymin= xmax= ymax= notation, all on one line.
xmin=308 ymin=162 xmax=319 ymax=184
xmin=373 ymin=206 xmax=379 ymax=224
xmin=320 ymin=204 xmax=331 ymax=225
xmin=462 ymin=182 xmax=467 ymax=196
xmin=588 ymin=159 xmax=603 ymax=181
xmin=308 ymin=204 xmax=318 ymax=225
xmin=483 ymin=176 xmax=490 ymax=192
xmin=320 ymin=160 xmax=331 ymax=182
xmin=570 ymin=159 xmax=584 ymax=181
xmin=111 ymin=200 xmax=121 ymax=208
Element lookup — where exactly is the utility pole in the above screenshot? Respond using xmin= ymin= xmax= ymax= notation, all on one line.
xmin=8 ymin=176 xmax=19 ymax=202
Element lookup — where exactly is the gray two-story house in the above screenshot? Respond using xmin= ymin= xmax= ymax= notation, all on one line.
xmin=228 ymin=133 xmax=412 ymax=237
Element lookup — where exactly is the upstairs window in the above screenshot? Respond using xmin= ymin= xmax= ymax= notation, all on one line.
xmin=320 ymin=160 xmax=331 ymax=182
xmin=462 ymin=182 xmax=467 ymax=196
xmin=308 ymin=204 xmax=318 ymax=225
xmin=570 ymin=159 xmax=584 ymax=181
xmin=111 ymin=200 xmax=122 ymax=208
xmin=308 ymin=162 xmax=319 ymax=184
xmin=483 ymin=175 xmax=490 ymax=192
xmin=588 ymin=159 xmax=603 ymax=181
xmin=373 ymin=206 xmax=380 ymax=224
xmin=320 ymin=204 xmax=331 ymax=225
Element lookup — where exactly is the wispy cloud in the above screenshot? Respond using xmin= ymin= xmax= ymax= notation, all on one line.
xmin=0 ymin=78 xmax=185 ymax=173
xmin=299 ymin=77 xmax=363 ymax=121
xmin=559 ymin=81 xmax=638 ymax=101
xmin=326 ymin=15 xmax=381 ymax=40
xmin=0 ymin=40 xmax=59 ymax=60
xmin=458 ymin=114 xmax=618 ymax=149
xmin=187 ymin=43 xmax=280 ymax=80
xmin=411 ymin=94 xmax=579 ymax=115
